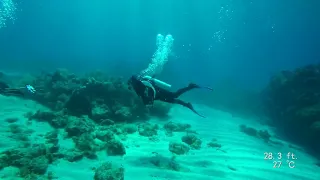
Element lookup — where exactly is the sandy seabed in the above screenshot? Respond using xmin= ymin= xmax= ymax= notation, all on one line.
xmin=0 ymin=95 xmax=319 ymax=180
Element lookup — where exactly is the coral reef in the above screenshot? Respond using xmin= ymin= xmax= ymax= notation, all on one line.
xmin=163 ymin=121 xmax=191 ymax=133
xmin=19 ymin=69 xmax=171 ymax=121
xmin=0 ymin=127 xmax=60 ymax=178
xmin=0 ymin=68 xmax=176 ymax=178
xmin=239 ymin=124 xmax=271 ymax=143
xmin=181 ymin=134 xmax=202 ymax=149
xmin=163 ymin=121 xmax=197 ymax=137
xmin=207 ymin=138 xmax=222 ymax=149
xmin=27 ymin=110 xmax=68 ymax=128
xmin=138 ymin=122 xmax=159 ymax=137
xmin=106 ymin=139 xmax=126 ymax=156
xmin=0 ymin=143 xmax=59 ymax=178
xmin=65 ymin=116 xmax=95 ymax=137
xmin=94 ymin=162 xmax=124 ymax=180
xmin=149 ymin=153 xmax=184 ymax=171
xmin=262 ymin=64 xmax=320 ymax=153
xmin=5 ymin=117 xmax=19 ymax=123
xmin=168 ymin=142 xmax=190 ymax=155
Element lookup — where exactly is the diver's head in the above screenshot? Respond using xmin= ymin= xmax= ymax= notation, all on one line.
xmin=127 ymin=75 xmax=140 ymax=90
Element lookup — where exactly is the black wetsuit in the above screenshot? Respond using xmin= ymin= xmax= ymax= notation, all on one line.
xmin=0 ymin=81 xmax=24 ymax=97
xmin=128 ymin=75 xmax=212 ymax=118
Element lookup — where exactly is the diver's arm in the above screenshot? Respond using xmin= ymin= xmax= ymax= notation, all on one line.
xmin=141 ymin=89 xmax=155 ymax=105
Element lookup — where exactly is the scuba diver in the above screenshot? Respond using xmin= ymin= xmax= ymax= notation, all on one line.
xmin=0 ymin=81 xmax=36 ymax=97
xmin=127 ymin=75 xmax=212 ymax=118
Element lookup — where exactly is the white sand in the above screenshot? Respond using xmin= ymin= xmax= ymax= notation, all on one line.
xmin=0 ymin=95 xmax=319 ymax=180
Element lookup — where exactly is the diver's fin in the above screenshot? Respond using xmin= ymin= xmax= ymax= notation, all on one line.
xmin=189 ymin=83 xmax=213 ymax=91
xmin=202 ymin=86 xmax=213 ymax=91
xmin=186 ymin=103 xmax=206 ymax=118
xmin=192 ymin=109 xmax=206 ymax=118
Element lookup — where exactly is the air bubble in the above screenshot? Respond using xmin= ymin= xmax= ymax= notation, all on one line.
xmin=0 ymin=0 xmax=17 ymax=29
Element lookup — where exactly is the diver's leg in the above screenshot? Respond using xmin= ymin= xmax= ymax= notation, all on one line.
xmin=174 ymin=83 xmax=200 ymax=98
xmin=173 ymin=99 xmax=205 ymax=118
xmin=174 ymin=83 xmax=213 ymax=98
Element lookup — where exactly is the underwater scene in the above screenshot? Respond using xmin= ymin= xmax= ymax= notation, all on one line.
xmin=0 ymin=0 xmax=319 ymax=179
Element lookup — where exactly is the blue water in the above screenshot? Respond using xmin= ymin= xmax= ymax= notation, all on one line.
xmin=1 ymin=0 xmax=318 ymax=90
xmin=1 ymin=1 xmax=320 ymax=179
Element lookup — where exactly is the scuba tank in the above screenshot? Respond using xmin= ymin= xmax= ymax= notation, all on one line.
xmin=143 ymin=75 xmax=172 ymax=89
